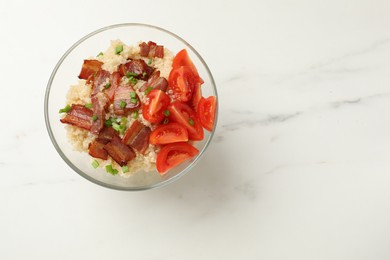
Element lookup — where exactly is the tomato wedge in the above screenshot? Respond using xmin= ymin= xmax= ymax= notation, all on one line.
xmin=149 ymin=123 xmax=188 ymax=145
xmin=142 ymin=89 xmax=170 ymax=123
xmin=198 ymin=96 xmax=217 ymax=131
xmin=156 ymin=142 xmax=199 ymax=174
xmin=191 ymin=82 xmax=202 ymax=111
xmin=172 ymin=49 xmax=203 ymax=84
xmin=168 ymin=66 xmax=196 ymax=102
xmin=167 ymin=101 xmax=204 ymax=141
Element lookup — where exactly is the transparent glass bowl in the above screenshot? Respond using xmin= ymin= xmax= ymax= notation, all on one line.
xmin=44 ymin=23 xmax=218 ymax=191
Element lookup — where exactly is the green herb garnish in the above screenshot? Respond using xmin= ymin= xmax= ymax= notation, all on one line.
xmin=106 ymin=164 xmax=118 ymax=175
xmin=119 ymin=100 xmax=127 ymax=109
xmin=145 ymin=86 xmax=153 ymax=95
xmin=97 ymin=52 xmax=103 ymax=57
xmin=130 ymin=98 xmax=138 ymax=104
xmin=189 ymin=118 xmax=194 ymax=126
xmin=91 ymin=160 xmax=99 ymax=169
xmin=126 ymin=72 xmax=138 ymax=78
xmin=142 ymin=72 xmax=147 ymax=78
xmin=130 ymin=91 xmax=136 ymax=98
xmin=105 ymin=83 xmax=111 ymax=89
xmin=84 ymin=103 xmax=93 ymax=109
xmin=128 ymin=76 xmax=138 ymax=85
xmin=105 ymin=118 xmax=114 ymax=127
xmin=163 ymin=109 xmax=170 ymax=117
xmin=59 ymin=104 xmax=71 ymax=113
xmin=115 ymin=45 xmax=123 ymax=55
xmin=92 ymin=115 xmax=98 ymax=121
xmin=148 ymin=59 xmax=152 ymax=65
xmin=132 ymin=110 xmax=139 ymax=119
xmin=122 ymin=165 xmax=129 ymax=173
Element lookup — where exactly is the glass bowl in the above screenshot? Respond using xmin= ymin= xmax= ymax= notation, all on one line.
xmin=44 ymin=23 xmax=217 ymax=191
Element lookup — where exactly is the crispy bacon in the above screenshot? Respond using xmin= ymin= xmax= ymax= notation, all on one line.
xmin=139 ymin=41 xmax=164 ymax=58
xmin=104 ymin=71 xmax=121 ymax=101
xmin=78 ymin=60 xmax=103 ymax=80
xmin=140 ymin=70 xmax=168 ymax=92
xmin=88 ymin=140 xmax=108 ymax=160
xmin=113 ymin=86 xmax=140 ymax=115
xmin=154 ymin=46 xmax=164 ymax=58
xmin=92 ymin=69 xmax=110 ymax=96
xmin=60 ymin=104 xmax=93 ymax=130
xmin=96 ymin=127 xmax=118 ymax=144
xmin=122 ymin=120 xmax=151 ymax=154
xmin=118 ymin=59 xmax=154 ymax=79
xmin=91 ymin=93 xmax=108 ymax=134
xmin=139 ymin=42 xmax=150 ymax=57
xmin=104 ymin=136 xmax=136 ymax=166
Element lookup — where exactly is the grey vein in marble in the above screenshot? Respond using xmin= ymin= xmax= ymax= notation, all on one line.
xmin=221 ymin=111 xmax=302 ymax=131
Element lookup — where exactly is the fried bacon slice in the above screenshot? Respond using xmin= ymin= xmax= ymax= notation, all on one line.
xmin=139 ymin=41 xmax=164 ymax=58
xmin=78 ymin=60 xmax=103 ymax=80
xmin=96 ymin=127 xmax=119 ymax=144
xmin=88 ymin=140 xmax=108 ymax=160
xmin=60 ymin=104 xmax=93 ymax=130
xmin=104 ymin=71 xmax=121 ymax=101
xmin=122 ymin=120 xmax=151 ymax=154
xmin=118 ymin=59 xmax=154 ymax=79
xmin=113 ymin=86 xmax=140 ymax=115
xmin=91 ymin=93 xmax=108 ymax=135
xmin=140 ymin=70 xmax=168 ymax=92
xmin=104 ymin=136 xmax=136 ymax=166
xmin=92 ymin=69 xmax=110 ymax=96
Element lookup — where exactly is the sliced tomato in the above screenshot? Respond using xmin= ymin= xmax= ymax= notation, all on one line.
xmin=168 ymin=66 xmax=197 ymax=102
xmin=172 ymin=49 xmax=203 ymax=84
xmin=167 ymin=101 xmax=204 ymax=141
xmin=156 ymin=142 xmax=199 ymax=174
xmin=142 ymin=89 xmax=170 ymax=123
xmin=191 ymin=82 xmax=202 ymax=111
xmin=198 ymin=96 xmax=217 ymax=131
xmin=149 ymin=123 xmax=189 ymax=145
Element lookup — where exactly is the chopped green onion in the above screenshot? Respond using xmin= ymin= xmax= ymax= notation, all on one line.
xmin=92 ymin=115 xmax=98 ymax=121
xmin=130 ymin=91 xmax=136 ymax=98
xmin=105 ymin=118 xmax=113 ymax=127
xmin=91 ymin=160 xmax=99 ymax=169
xmin=148 ymin=59 xmax=152 ymax=65
xmin=132 ymin=110 xmax=139 ymax=119
xmin=163 ymin=118 xmax=169 ymax=124
xmin=93 ymin=72 xmax=97 ymax=78
xmin=115 ymin=45 xmax=123 ymax=55
xmin=189 ymin=118 xmax=195 ymax=126
xmin=112 ymin=122 xmax=126 ymax=135
xmin=122 ymin=165 xmax=129 ymax=173
xmin=106 ymin=164 xmax=118 ymax=175
xmin=97 ymin=52 xmax=103 ymax=57
xmin=126 ymin=72 xmax=138 ymax=78
xmin=105 ymin=83 xmax=111 ymax=89
xmin=120 ymin=117 xmax=127 ymax=126
xmin=128 ymin=76 xmax=138 ymax=85
xmin=145 ymin=86 xmax=153 ymax=95
xmin=130 ymin=98 xmax=138 ymax=104
xmin=59 ymin=104 xmax=71 ymax=113
xmin=120 ymin=100 xmax=127 ymax=109
xmin=84 ymin=103 xmax=93 ymax=109
xmin=112 ymin=122 xmax=121 ymax=131
xmin=163 ymin=109 xmax=170 ymax=117
xmin=142 ymin=72 xmax=147 ymax=78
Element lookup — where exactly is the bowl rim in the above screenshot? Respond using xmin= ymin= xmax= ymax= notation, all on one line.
xmin=44 ymin=23 xmax=218 ymax=191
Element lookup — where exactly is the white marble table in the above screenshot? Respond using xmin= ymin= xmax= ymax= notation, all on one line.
xmin=1 ymin=0 xmax=390 ymax=259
